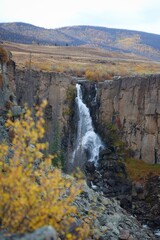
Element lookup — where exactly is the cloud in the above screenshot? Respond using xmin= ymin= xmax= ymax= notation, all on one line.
xmin=0 ymin=0 xmax=160 ymax=34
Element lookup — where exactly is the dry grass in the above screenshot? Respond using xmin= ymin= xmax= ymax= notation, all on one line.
xmin=125 ymin=157 xmax=160 ymax=182
xmin=85 ymin=68 xmax=114 ymax=81
xmin=2 ymin=41 xmax=160 ymax=80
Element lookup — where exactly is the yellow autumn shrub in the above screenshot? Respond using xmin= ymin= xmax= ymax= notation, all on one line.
xmin=85 ymin=68 xmax=113 ymax=81
xmin=0 ymin=101 xmax=90 ymax=239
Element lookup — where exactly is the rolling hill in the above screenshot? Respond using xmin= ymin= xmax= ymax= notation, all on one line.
xmin=1 ymin=22 xmax=160 ymax=60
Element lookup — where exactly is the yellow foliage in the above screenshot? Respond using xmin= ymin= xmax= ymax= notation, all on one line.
xmin=0 ymin=100 xmax=90 ymax=239
xmin=85 ymin=68 xmax=113 ymax=81
xmin=116 ymin=35 xmax=140 ymax=47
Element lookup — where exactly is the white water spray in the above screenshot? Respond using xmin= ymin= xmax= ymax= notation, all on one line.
xmin=72 ymin=84 xmax=103 ymax=165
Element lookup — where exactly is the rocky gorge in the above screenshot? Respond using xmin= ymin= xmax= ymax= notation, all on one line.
xmin=14 ymin=73 xmax=160 ymax=164
xmin=0 ymin=52 xmax=160 ymax=239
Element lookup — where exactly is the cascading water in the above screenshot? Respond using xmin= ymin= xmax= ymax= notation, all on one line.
xmin=72 ymin=84 xmax=103 ymax=167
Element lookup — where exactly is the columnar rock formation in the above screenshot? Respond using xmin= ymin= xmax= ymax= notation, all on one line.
xmin=0 ymin=58 xmax=16 ymax=109
xmin=0 ymin=55 xmax=21 ymax=143
xmin=98 ymin=75 xmax=160 ymax=164
xmin=15 ymin=69 xmax=73 ymax=147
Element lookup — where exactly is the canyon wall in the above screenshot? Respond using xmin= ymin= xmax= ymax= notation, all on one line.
xmin=98 ymin=75 xmax=160 ymax=164
xmin=3 ymin=59 xmax=160 ymax=165
xmin=15 ymin=69 xmax=73 ymax=148
xmin=0 ymin=58 xmax=22 ymax=143
xmin=0 ymin=59 xmax=17 ymax=109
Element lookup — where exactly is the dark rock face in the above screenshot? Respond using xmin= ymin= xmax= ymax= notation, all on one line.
xmin=132 ymin=175 xmax=160 ymax=231
xmin=78 ymin=81 xmax=100 ymax=130
xmin=85 ymin=148 xmax=132 ymax=198
xmin=84 ymin=152 xmax=160 ymax=236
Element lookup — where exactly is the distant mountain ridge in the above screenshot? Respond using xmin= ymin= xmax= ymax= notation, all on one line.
xmin=1 ymin=22 xmax=160 ymax=60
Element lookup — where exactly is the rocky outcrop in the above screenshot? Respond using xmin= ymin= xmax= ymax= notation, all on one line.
xmin=0 ymin=226 xmax=57 ymax=240
xmin=132 ymin=175 xmax=160 ymax=230
xmin=75 ymin=185 xmax=156 ymax=240
xmin=85 ymin=148 xmax=132 ymax=198
xmin=0 ymin=59 xmax=17 ymax=110
xmin=20 ymin=226 xmax=57 ymax=240
xmin=97 ymin=75 xmax=160 ymax=164
xmin=0 ymin=54 xmax=21 ymax=143
xmin=15 ymin=69 xmax=73 ymax=149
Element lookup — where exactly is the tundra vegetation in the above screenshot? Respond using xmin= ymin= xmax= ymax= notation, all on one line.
xmin=2 ymin=42 xmax=160 ymax=81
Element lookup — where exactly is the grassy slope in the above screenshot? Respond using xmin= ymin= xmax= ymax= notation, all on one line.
xmin=2 ymin=41 xmax=160 ymax=79
xmin=1 ymin=23 xmax=160 ymax=60
xmin=125 ymin=158 xmax=160 ymax=181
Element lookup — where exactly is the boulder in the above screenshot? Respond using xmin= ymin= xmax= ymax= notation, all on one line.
xmin=0 ymin=226 xmax=57 ymax=240
xmin=20 ymin=226 xmax=57 ymax=240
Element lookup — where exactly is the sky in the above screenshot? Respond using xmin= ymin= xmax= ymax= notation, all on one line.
xmin=1 ymin=0 xmax=160 ymax=35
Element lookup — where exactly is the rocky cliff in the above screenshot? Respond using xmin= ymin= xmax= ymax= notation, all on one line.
xmin=98 ymin=75 xmax=160 ymax=164
xmin=0 ymin=57 xmax=16 ymax=110
xmin=13 ymin=70 xmax=160 ymax=165
xmin=0 ymin=51 xmax=22 ymax=143
xmin=14 ymin=69 xmax=73 ymax=149
xmin=4 ymin=61 xmax=160 ymax=165
xmin=0 ymin=56 xmax=74 ymax=166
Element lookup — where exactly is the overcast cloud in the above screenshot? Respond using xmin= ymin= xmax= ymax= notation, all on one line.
xmin=1 ymin=0 xmax=160 ymax=34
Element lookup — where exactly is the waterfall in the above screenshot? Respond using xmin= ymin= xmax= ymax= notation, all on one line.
xmin=72 ymin=84 xmax=103 ymax=166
